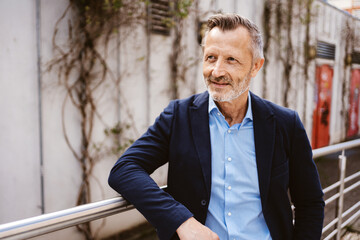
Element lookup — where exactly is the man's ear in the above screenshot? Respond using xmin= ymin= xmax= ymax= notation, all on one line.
xmin=250 ymin=58 xmax=265 ymax=78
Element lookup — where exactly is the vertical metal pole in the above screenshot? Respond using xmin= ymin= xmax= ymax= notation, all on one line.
xmin=336 ymin=149 xmax=346 ymax=240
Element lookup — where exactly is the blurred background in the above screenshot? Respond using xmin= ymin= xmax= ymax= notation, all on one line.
xmin=0 ymin=0 xmax=360 ymax=239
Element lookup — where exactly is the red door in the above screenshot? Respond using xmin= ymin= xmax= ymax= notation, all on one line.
xmin=312 ymin=65 xmax=333 ymax=149
xmin=347 ymin=69 xmax=360 ymax=137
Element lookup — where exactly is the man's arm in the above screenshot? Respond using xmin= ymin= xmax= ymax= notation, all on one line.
xmin=108 ymin=101 xmax=193 ymax=240
xmin=289 ymin=112 xmax=325 ymax=239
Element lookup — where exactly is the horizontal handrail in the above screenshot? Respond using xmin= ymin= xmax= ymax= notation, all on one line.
xmin=323 ymin=209 xmax=360 ymax=240
xmin=312 ymin=138 xmax=360 ymax=158
xmin=324 ymin=180 xmax=360 ymax=205
xmin=0 ymin=185 xmax=166 ymax=239
xmin=322 ymin=196 xmax=360 ymax=233
xmin=323 ymin=171 xmax=360 ymax=194
xmin=0 ymin=197 xmax=134 ymax=240
xmin=1 ymin=139 xmax=360 ymax=239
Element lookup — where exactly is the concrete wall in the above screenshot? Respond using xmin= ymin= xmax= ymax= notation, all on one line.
xmin=1 ymin=0 xmax=360 ymax=239
xmin=0 ymin=0 xmax=42 ymax=224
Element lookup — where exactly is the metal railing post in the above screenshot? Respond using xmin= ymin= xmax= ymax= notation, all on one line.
xmin=336 ymin=150 xmax=347 ymax=240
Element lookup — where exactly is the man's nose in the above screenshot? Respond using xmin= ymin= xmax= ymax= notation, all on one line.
xmin=211 ymin=61 xmax=226 ymax=78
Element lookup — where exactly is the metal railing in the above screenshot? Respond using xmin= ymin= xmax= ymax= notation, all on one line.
xmin=1 ymin=140 xmax=360 ymax=240
xmin=318 ymin=139 xmax=360 ymax=240
xmin=0 ymin=197 xmax=134 ymax=240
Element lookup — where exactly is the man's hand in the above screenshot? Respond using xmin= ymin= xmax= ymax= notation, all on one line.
xmin=176 ymin=217 xmax=219 ymax=240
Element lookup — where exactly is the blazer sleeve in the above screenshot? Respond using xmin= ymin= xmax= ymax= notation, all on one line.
xmin=108 ymin=101 xmax=193 ymax=240
xmin=289 ymin=112 xmax=325 ymax=239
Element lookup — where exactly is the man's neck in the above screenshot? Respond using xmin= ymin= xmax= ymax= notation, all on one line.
xmin=215 ymin=91 xmax=249 ymax=127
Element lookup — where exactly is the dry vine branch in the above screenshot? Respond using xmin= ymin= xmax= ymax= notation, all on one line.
xmin=262 ymin=0 xmax=317 ymax=114
xmin=342 ymin=20 xmax=355 ymax=136
xmin=48 ymin=0 xmax=146 ymax=239
xmin=48 ymin=0 xmax=198 ymax=239
xmin=170 ymin=0 xmax=197 ymax=99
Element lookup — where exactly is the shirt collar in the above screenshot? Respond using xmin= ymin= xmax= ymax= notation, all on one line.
xmin=208 ymin=92 xmax=253 ymax=122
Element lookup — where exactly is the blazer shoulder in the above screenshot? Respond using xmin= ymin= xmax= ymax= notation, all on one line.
xmin=170 ymin=91 xmax=209 ymax=110
xmin=268 ymin=100 xmax=295 ymax=120
xmin=251 ymin=92 xmax=297 ymax=125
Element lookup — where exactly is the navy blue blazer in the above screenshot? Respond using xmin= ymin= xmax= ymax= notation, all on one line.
xmin=108 ymin=91 xmax=324 ymax=240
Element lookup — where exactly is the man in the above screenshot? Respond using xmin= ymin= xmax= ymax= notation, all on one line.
xmin=109 ymin=13 xmax=324 ymax=240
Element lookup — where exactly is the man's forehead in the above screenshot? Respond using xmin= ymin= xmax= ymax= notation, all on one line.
xmin=204 ymin=26 xmax=251 ymax=48
xmin=207 ymin=26 xmax=250 ymax=38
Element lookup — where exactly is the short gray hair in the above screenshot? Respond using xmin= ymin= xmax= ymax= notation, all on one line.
xmin=202 ymin=13 xmax=264 ymax=60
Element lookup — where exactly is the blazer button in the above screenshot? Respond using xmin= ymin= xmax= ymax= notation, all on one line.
xmin=201 ymin=200 xmax=207 ymax=206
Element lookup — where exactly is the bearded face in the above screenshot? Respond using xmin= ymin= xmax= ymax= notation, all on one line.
xmin=202 ymin=27 xmax=257 ymax=103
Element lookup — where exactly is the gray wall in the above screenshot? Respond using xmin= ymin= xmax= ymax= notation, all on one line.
xmin=1 ymin=0 xmax=360 ymax=239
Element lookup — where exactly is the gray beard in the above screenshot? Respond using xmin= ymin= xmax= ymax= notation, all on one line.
xmin=206 ymin=74 xmax=251 ymax=102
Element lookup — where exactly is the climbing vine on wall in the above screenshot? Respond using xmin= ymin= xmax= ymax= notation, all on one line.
xmin=262 ymin=0 xmax=315 ymax=116
xmin=48 ymin=0 xmax=197 ymax=239
xmin=262 ymin=0 xmax=295 ymax=108
xmin=342 ymin=20 xmax=355 ymax=135
xmin=262 ymin=0 xmax=272 ymax=99
xmin=48 ymin=0 xmax=145 ymax=239
xmin=262 ymin=0 xmax=294 ymax=106
xmin=301 ymin=0 xmax=315 ymax=126
xmin=169 ymin=0 xmax=201 ymax=99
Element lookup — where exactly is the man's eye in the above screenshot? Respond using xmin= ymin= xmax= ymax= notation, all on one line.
xmin=228 ymin=57 xmax=236 ymax=61
xmin=207 ymin=55 xmax=215 ymax=60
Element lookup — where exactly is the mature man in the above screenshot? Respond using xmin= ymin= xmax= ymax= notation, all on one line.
xmin=108 ymin=14 xmax=324 ymax=240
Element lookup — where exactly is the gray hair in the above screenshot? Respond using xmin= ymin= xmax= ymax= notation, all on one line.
xmin=202 ymin=13 xmax=264 ymax=60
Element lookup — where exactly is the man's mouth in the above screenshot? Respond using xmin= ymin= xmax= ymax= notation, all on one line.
xmin=210 ymin=81 xmax=230 ymax=87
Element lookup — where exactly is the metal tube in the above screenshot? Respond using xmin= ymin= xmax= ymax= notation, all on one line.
xmin=0 ymin=197 xmax=133 ymax=240
xmin=325 ymin=192 xmax=340 ymax=205
xmin=324 ymin=228 xmax=337 ymax=240
xmin=336 ymin=150 xmax=347 ymax=240
xmin=312 ymin=139 xmax=360 ymax=158
xmin=343 ymin=180 xmax=360 ymax=194
xmin=341 ymin=201 xmax=360 ymax=219
xmin=323 ymin=171 xmax=360 ymax=194
xmin=322 ymin=217 xmax=338 ymax=233
xmin=341 ymin=209 xmax=360 ymax=228
xmin=322 ymin=201 xmax=360 ymax=233
xmin=323 ymin=181 xmax=341 ymax=195
xmin=324 ymin=180 xmax=360 ymax=205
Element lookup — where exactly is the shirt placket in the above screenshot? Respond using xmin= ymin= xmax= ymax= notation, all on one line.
xmin=224 ymin=126 xmax=238 ymax=240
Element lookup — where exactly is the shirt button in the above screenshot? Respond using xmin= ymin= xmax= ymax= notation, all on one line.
xmin=227 ymin=186 xmax=232 ymax=190
xmin=227 ymin=157 xmax=232 ymax=162
xmin=228 ymin=212 xmax=232 ymax=216
xmin=217 ymin=112 xmax=220 ymax=116
xmin=227 ymin=129 xmax=231 ymax=133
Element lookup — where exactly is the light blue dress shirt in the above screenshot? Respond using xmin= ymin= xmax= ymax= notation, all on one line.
xmin=205 ymin=93 xmax=272 ymax=240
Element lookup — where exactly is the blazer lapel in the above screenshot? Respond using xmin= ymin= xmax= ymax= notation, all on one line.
xmin=189 ymin=92 xmax=212 ymax=198
xmin=251 ymin=92 xmax=276 ymax=212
